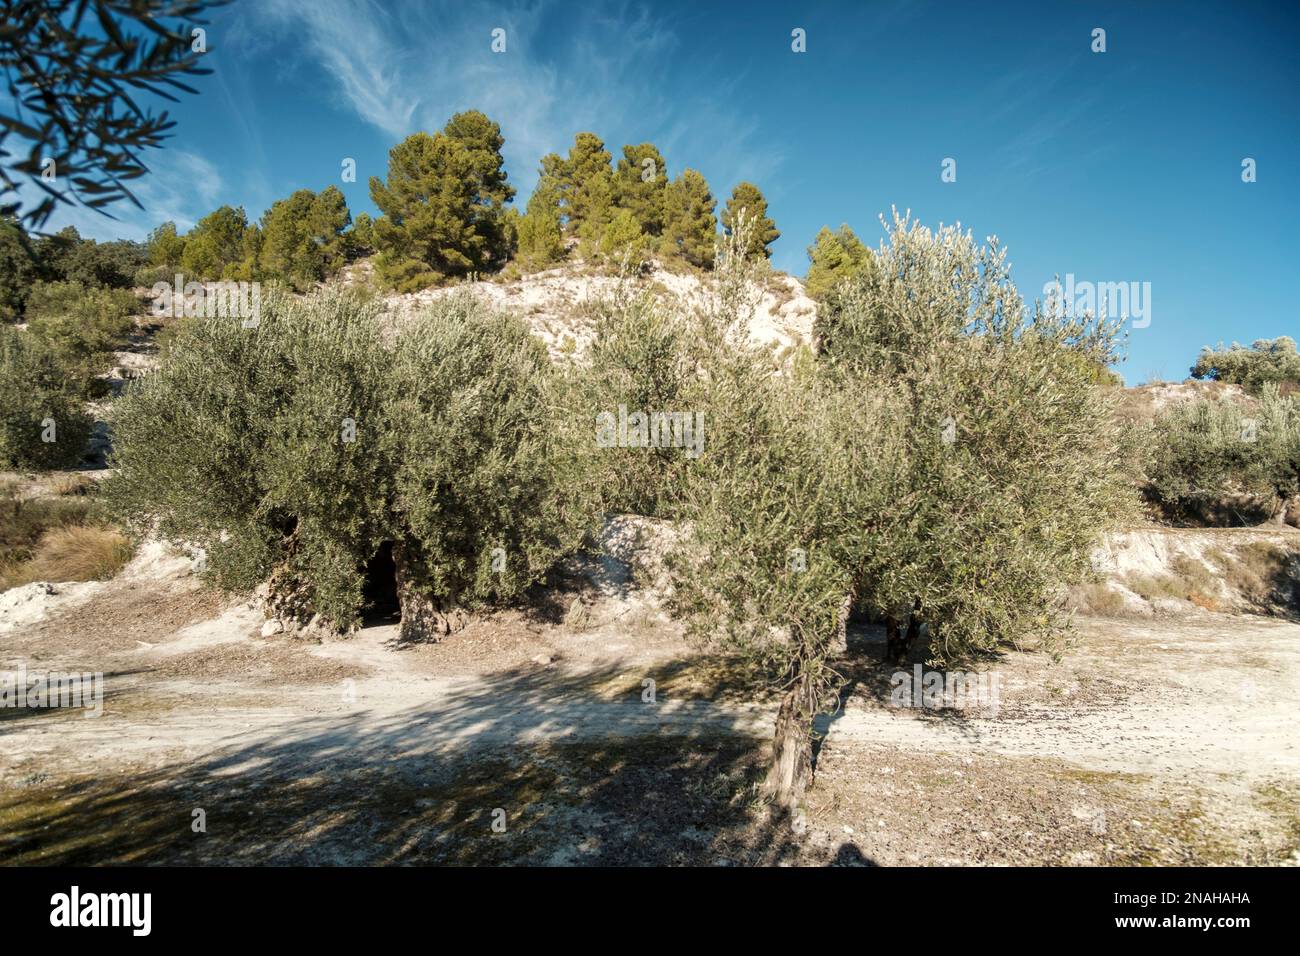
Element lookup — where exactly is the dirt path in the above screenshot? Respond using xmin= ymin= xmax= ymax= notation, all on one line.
xmin=827 ymin=616 xmax=1300 ymax=780
xmin=2 ymin=560 xmax=1298 ymax=864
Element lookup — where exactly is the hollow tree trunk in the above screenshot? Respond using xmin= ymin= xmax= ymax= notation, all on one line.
xmin=392 ymin=543 xmax=467 ymax=642
xmin=885 ymin=599 xmax=923 ymax=664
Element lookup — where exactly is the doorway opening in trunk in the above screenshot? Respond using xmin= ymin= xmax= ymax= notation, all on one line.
xmin=362 ymin=541 xmax=401 ymax=624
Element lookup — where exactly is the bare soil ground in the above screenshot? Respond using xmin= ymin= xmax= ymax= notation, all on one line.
xmin=2 ymin=537 xmax=1298 ymax=866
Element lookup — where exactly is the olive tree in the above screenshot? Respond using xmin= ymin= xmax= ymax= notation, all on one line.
xmin=1145 ymin=385 xmax=1300 ymax=524
xmin=817 ymin=212 xmax=1136 ymax=665
xmin=666 ymin=215 xmax=1135 ymax=810
xmin=106 ymin=287 xmax=593 ymax=637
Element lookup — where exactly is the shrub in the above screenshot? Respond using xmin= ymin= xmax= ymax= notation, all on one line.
xmin=23 ymin=280 xmax=137 ymax=393
xmin=105 ymin=288 xmax=593 ymax=636
xmin=1191 ymin=337 xmax=1300 ymax=396
xmin=1145 ymin=386 xmax=1300 ymax=523
xmin=0 ymin=326 xmax=92 ymax=469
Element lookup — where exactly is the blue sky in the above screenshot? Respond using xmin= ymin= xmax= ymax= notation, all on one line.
xmin=47 ymin=0 xmax=1299 ymax=384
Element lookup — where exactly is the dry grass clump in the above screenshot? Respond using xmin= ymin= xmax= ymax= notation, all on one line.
xmin=46 ymin=472 xmax=96 ymax=496
xmin=1064 ymin=581 xmax=1134 ymax=617
xmin=8 ymin=525 xmax=133 ymax=586
xmin=0 ymin=482 xmax=133 ymax=589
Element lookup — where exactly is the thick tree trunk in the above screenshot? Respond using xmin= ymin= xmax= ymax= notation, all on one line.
xmin=762 ymin=668 xmax=814 ymax=812
xmin=884 ymin=615 xmax=903 ymax=664
xmin=764 ymin=595 xmax=853 ymax=813
xmin=393 ymin=543 xmax=467 ymax=642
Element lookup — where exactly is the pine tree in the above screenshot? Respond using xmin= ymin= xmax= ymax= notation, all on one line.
xmin=369 ymin=131 xmax=486 ymax=290
xmin=181 ymin=206 xmax=249 ymax=280
xmin=661 ymin=168 xmax=717 ymax=268
xmin=611 ymin=143 xmax=668 ymax=237
xmin=598 ymin=208 xmax=648 ymax=267
xmin=443 ymin=110 xmax=515 ymax=267
xmin=348 ymin=213 xmax=375 ymax=256
xmin=0 ymin=219 xmax=39 ymax=321
xmin=146 ymin=221 xmax=186 ymax=270
xmin=721 ymin=182 xmax=780 ymax=259
xmin=257 ymin=187 xmax=350 ymax=290
xmin=307 ymin=186 xmax=352 ymax=277
xmin=563 ymin=132 xmax=614 ymax=239
xmin=532 ymin=152 xmax=568 ymax=225
xmin=516 ymin=195 xmax=565 ymax=270
xmin=805 ymin=224 xmax=873 ymax=300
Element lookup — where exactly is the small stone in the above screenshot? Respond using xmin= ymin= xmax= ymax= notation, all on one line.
xmin=261 ymin=619 xmax=284 ymax=637
xmin=531 ymin=653 xmax=554 ymax=666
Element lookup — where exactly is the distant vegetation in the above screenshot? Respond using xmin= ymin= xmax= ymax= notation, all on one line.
xmin=1145 ymin=385 xmax=1300 ymax=525
xmin=1190 ymin=337 xmax=1300 ymax=396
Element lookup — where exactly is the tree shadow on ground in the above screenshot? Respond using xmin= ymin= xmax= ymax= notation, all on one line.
xmin=0 ymin=662 xmax=874 ymax=866
xmin=813 ymin=619 xmax=1008 ymax=768
xmin=0 ymin=669 xmax=146 ymax=726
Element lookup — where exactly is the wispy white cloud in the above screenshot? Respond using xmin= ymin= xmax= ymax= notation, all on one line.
xmin=259 ymin=0 xmax=418 ymax=139
xmin=253 ymin=0 xmax=775 ymax=198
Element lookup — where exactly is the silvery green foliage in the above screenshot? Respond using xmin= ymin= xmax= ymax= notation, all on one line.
xmin=387 ymin=294 xmax=594 ymax=606
xmin=661 ymin=221 xmax=906 ymax=803
xmin=1146 ymin=385 xmax=1300 ymax=522
xmin=0 ymin=325 xmax=91 ymax=468
xmin=1190 ymin=337 xmax=1300 ymax=396
xmin=665 ymin=213 xmax=1133 ymax=804
xmin=819 ymin=210 xmax=1135 ymax=664
xmin=579 ymin=287 xmax=699 ymax=517
xmin=106 ymin=288 xmax=593 ymax=631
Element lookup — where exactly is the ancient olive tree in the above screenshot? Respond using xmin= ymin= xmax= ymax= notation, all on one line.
xmin=106 ymin=288 xmax=594 ymax=638
xmin=669 ymin=340 xmax=904 ymax=809
xmin=638 ymin=226 xmax=902 ymax=809
xmin=666 ymin=215 xmax=1134 ymax=810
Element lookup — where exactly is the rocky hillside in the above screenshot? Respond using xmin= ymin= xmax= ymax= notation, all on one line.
xmin=343 ymin=258 xmax=818 ymax=361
